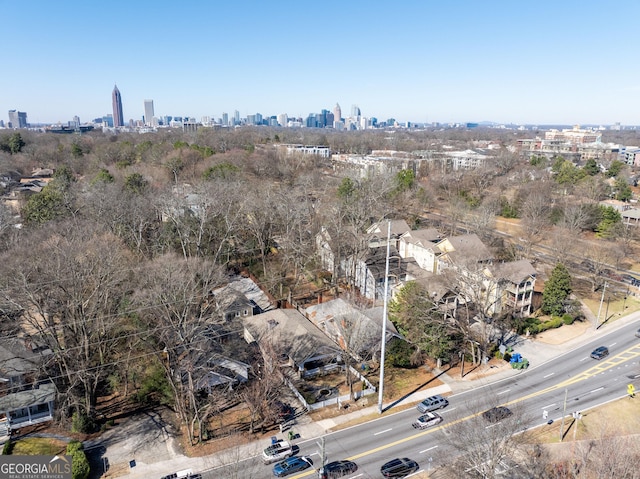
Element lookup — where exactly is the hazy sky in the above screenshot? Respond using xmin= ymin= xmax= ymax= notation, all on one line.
xmin=3 ymin=1 xmax=639 ymax=126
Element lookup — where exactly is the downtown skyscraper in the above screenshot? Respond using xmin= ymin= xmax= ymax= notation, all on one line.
xmin=144 ymin=99 xmax=154 ymax=126
xmin=112 ymin=85 xmax=124 ymax=127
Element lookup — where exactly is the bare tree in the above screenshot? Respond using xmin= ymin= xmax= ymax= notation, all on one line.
xmin=1 ymin=221 xmax=134 ymax=425
xmin=582 ymin=243 xmax=616 ymax=292
xmin=519 ymin=187 xmax=553 ymax=257
xmin=82 ymin=181 xmax=159 ymax=257
xmin=156 ymin=180 xmax=245 ymax=262
xmin=439 ymin=401 xmax=532 ymax=479
xmin=200 ymin=433 xmax=264 ymax=479
xmin=132 ymin=253 xmax=226 ymax=444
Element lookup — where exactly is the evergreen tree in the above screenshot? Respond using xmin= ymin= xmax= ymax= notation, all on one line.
xmin=583 ymin=158 xmax=600 ymax=176
xmin=542 ymin=263 xmax=572 ymax=315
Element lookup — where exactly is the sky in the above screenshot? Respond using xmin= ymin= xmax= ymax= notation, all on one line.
xmin=3 ymin=0 xmax=640 ymax=126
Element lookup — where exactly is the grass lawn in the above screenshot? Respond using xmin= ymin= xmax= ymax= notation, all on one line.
xmin=9 ymin=437 xmax=68 ymax=455
xmin=524 ymin=396 xmax=640 ymax=444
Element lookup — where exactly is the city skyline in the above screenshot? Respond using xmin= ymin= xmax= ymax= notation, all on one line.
xmin=3 ymin=1 xmax=640 ymax=126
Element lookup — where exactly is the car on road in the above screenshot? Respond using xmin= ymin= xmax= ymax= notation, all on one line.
xmin=262 ymin=440 xmax=293 ymax=464
xmin=590 ymin=346 xmax=609 ymax=360
xmin=416 ymin=394 xmax=449 ymax=413
xmin=380 ymin=457 xmax=419 ymax=478
xmin=273 ymin=456 xmax=312 ymax=477
xmin=412 ymin=412 xmax=443 ymax=429
xmin=482 ymin=406 xmax=513 ymax=423
xmin=636 ymin=328 xmax=640 ymax=338
xmin=317 ymin=460 xmax=358 ymax=479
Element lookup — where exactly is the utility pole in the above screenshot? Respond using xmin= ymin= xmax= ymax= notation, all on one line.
xmin=596 ymin=281 xmax=608 ymax=328
xmin=559 ymin=388 xmax=568 ymax=442
xmin=572 ymin=411 xmax=581 ymax=441
xmin=315 ymin=437 xmax=325 ymax=468
xmin=378 ymin=220 xmax=391 ymax=414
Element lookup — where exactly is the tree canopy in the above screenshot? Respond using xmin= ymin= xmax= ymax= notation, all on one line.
xmin=541 ymin=263 xmax=572 ymax=316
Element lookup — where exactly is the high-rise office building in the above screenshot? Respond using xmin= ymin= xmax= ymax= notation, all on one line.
xmin=333 ymin=103 xmax=342 ymax=122
xmin=8 ymin=110 xmax=28 ymax=128
xmin=222 ymin=112 xmax=228 ymax=126
xmin=351 ymin=104 xmax=361 ymax=118
xmin=112 ymin=85 xmax=124 ymax=127
xmin=234 ymin=110 xmax=240 ymax=125
xmin=144 ymin=100 xmax=154 ymax=126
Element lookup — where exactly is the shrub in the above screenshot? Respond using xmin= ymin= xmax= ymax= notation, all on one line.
xmin=71 ymin=411 xmax=95 ymax=434
xmin=503 ymin=352 xmax=512 ymax=363
xmin=514 ymin=317 xmax=541 ymax=335
xmin=66 ymin=440 xmax=89 ymax=479
xmin=2 ymin=439 xmax=14 ymax=455
xmin=537 ymin=316 xmax=564 ymax=333
xmin=385 ymin=339 xmax=419 ymax=369
xmin=562 ymin=314 xmax=576 ymax=325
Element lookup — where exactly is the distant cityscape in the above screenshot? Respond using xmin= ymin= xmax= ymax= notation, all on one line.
xmin=2 ymin=84 xmax=637 ymax=134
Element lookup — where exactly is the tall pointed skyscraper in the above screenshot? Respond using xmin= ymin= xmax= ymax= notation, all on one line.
xmin=112 ymin=85 xmax=124 ymax=127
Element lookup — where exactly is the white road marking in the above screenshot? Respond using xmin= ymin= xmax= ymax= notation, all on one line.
xmin=541 ymin=403 xmax=556 ymax=410
xmin=420 ymin=445 xmax=439 ymax=453
xmin=497 ymin=389 xmax=511 ymax=395
xmin=543 ymin=372 xmax=555 ymax=378
xmin=374 ymin=428 xmax=392 ymax=435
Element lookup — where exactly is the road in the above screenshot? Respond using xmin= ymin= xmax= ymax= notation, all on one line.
xmin=206 ymin=318 xmax=640 ymax=478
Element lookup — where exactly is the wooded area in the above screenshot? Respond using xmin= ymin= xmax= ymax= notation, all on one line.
xmin=1 ymin=125 xmax=638 ymax=456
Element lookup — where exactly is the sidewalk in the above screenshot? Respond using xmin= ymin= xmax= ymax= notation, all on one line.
xmin=106 ymin=310 xmax=640 ymax=478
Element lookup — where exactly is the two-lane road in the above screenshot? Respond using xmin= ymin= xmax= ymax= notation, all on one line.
xmin=209 ymin=319 xmax=640 ymax=478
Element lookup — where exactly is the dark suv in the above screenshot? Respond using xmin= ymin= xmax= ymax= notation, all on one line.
xmin=318 ymin=460 xmax=357 ymax=479
xmin=380 ymin=458 xmax=419 ymax=478
xmin=590 ymin=346 xmax=609 ymax=360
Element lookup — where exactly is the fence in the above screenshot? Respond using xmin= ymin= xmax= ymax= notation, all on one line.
xmin=284 ymin=365 xmax=377 ymax=412
xmin=302 ymin=362 xmax=342 ymax=379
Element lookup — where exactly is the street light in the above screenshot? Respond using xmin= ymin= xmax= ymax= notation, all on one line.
xmin=378 ymin=220 xmax=391 ymax=414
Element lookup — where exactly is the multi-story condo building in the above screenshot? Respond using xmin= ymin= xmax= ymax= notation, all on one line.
xmin=544 ymin=125 xmax=601 ymax=144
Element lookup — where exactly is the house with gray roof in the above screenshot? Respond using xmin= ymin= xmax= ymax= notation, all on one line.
xmin=304 ymin=298 xmax=401 ymax=360
xmin=243 ymin=309 xmax=341 ymax=378
xmin=0 ymin=338 xmax=55 ymax=443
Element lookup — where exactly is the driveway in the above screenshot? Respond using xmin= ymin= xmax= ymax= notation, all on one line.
xmin=84 ymin=409 xmax=181 ymax=479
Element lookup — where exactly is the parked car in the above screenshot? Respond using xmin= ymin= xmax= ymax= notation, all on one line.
xmin=416 ymin=394 xmax=449 ymax=413
xmin=412 ymin=412 xmax=443 ymax=429
xmin=317 ymin=460 xmax=358 ymax=479
xmin=590 ymin=346 xmax=609 ymax=360
xmin=160 ymin=470 xmax=194 ymax=479
xmin=273 ymin=456 xmax=312 ymax=477
xmin=380 ymin=458 xmax=419 ymax=478
xmin=262 ymin=440 xmax=293 ymax=464
xmin=482 ymin=406 xmax=512 ymax=423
